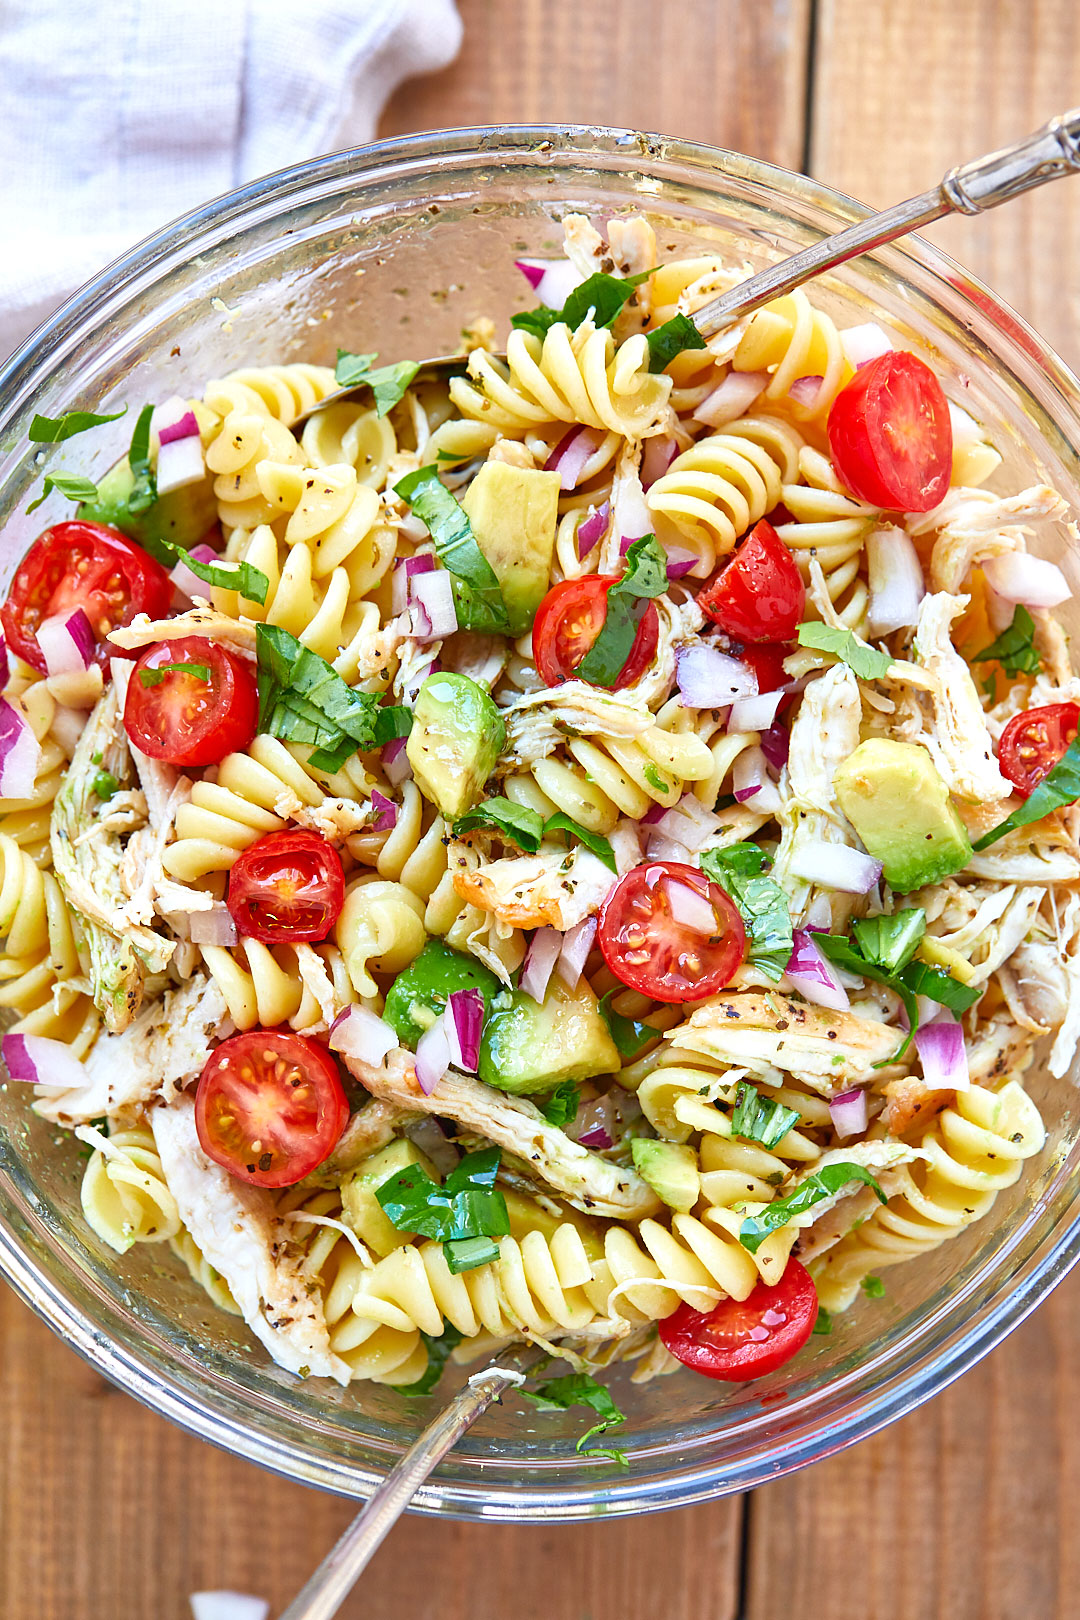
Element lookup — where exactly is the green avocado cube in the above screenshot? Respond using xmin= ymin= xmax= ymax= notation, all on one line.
xmin=461 ymin=461 xmax=560 ymax=637
xmin=834 ymin=738 xmax=973 ymax=893
xmin=406 ymin=672 xmax=505 ymax=819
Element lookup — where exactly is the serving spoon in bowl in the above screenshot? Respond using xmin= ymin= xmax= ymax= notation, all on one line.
xmin=294 ymin=105 xmax=1080 ymax=433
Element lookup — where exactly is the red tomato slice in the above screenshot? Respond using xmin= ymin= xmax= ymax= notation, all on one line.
xmin=196 ymin=1029 xmax=349 ymax=1188
xmin=659 ymin=1259 xmax=819 ymax=1381
xmin=827 ymin=351 xmax=952 ymax=512
xmin=998 ymin=702 xmax=1080 ymax=798
xmin=2 ymin=520 xmax=172 ymax=673
xmin=696 ymin=521 xmax=805 ymax=643
xmin=532 ymin=576 xmax=660 ymax=689
xmin=597 ymin=860 xmax=746 ymax=1003
xmin=228 ymin=829 xmax=346 ymax=944
xmin=123 ymin=634 xmax=258 ymax=767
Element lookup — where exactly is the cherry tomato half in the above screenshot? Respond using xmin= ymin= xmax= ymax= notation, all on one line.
xmin=696 ymin=521 xmax=805 ymax=643
xmin=195 ymin=1029 xmax=349 ymax=1188
xmin=228 ymin=829 xmax=346 ymax=944
xmin=123 ymin=635 xmax=258 ymax=767
xmin=659 ymin=1258 xmax=819 ymax=1381
xmin=828 ymin=351 xmax=952 ymax=513
xmin=998 ymin=702 xmax=1080 ymax=798
xmin=597 ymin=860 xmax=746 ymax=1003
xmin=532 ymin=576 xmax=660 ymax=689
xmin=2 ymin=520 xmax=172 ymax=673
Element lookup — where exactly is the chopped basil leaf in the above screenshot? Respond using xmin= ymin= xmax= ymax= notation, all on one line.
xmin=861 ymin=1274 xmax=886 ymax=1298
xmin=972 ymin=736 xmax=1080 ymax=851
xmin=396 ymin=1323 xmax=464 ymax=1396
xmin=701 ymin=845 xmax=793 ymax=982
xmin=376 ymin=1147 xmax=510 ymax=1271
xmin=816 ymin=932 xmax=920 ymax=1059
xmin=92 ymin=769 xmax=119 ymax=801
xmin=255 ymin=623 xmax=380 ymax=772
xmin=598 ymin=991 xmax=656 ymax=1060
xmin=850 ymin=909 xmax=926 ymax=975
xmin=540 ymin=1079 xmax=581 ymax=1129
xmin=543 ymin=812 xmax=617 ymax=872
xmin=642 ymin=764 xmax=668 ymax=793
xmin=373 ymin=705 xmax=413 ymax=745
xmin=646 ymin=313 xmax=707 ymax=373
xmin=739 ymin=1163 xmax=886 ymax=1253
xmin=29 ymin=406 xmax=127 ymax=444
xmin=393 ymin=464 xmax=510 ymax=634
xmin=816 ymin=929 xmax=979 ymax=1059
xmin=899 ymin=959 xmax=980 ymax=1012
xmin=26 ymin=473 xmax=100 ymax=514
xmin=174 ymin=543 xmax=268 ymax=607
xmin=452 ymin=797 xmax=546 ymax=852
xmin=444 ymin=1235 xmax=501 ymax=1273
xmin=126 ymin=403 xmax=157 ymax=515
xmin=511 ymin=269 xmax=652 ymax=341
xmin=573 ymin=534 xmax=668 ymax=687
xmin=334 ymin=350 xmax=420 ymax=418
xmin=731 ymin=1080 xmax=801 ymax=1149
xmin=796 ymin=621 xmax=892 ymax=681
xmin=139 ymin=661 xmax=211 ymax=688
xmin=972 ymin=606 xmax=1041 ymax=679
xmin=520 ymin=1372 xmax=628 ymax=1465
xmin=812 ymin=1306 xmax=833 ymax=1335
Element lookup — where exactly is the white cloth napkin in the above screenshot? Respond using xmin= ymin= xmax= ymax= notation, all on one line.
xmin=0 ymin=0 xmax=462 ymax=360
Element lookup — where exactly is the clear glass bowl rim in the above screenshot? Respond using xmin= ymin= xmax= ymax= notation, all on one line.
xmin=1 ymin=123 xmax=1079 ymax=1520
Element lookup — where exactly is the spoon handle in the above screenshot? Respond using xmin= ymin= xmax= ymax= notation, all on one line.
xmin=693 ymin=107 xmax=1080 ymax=337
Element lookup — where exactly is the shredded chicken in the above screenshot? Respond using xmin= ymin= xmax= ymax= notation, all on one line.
xmin=450 ymin=842 xmax=614 ymax=930
xmin=773 ymin=663 xmax=863 ymax=928
xmin=108 ymin=604 xmax=257 ymax=656
xmin=500 ymin=681 xmax=654 ymax=769
xmin=307 ymin=1098 xmax=419 ymax=1185
xmin=667 ymin=993 xmax=903 ymax=1095
xmin=905 ymin=484 xmax=1068 ymax=593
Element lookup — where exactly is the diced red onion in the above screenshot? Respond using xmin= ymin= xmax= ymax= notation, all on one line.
xmin=577 ymin=501 xmax=610 ymax=557
xmin=577 ymin=1121 xmax=614 ymax=1149
xmin=803 ymin=893 xmax=834 ymax=932
xmin=557 ymin=916 xmax=597 ymax=989
xmin=381 ymin=736 xmax=412 ymax=787
xmin=641 ymin=802 xmax=668 ymax=826
xmin=170 ymin=542 xmax=220 ymax=602
xmin=188 ymin=905 xmax=239 ymax=947
xmin=789 ymin=840 xmax=882 ymax=894
xmin=0 ymin=631 xmax=8 ymax=691
xmin=2 ymin=1031 xmax=87 ymax=1090
xmin=189 ymin=1593 xmax=270 ymax=1620
xmin=410 ymin=570 xmax=458 ymax=640
xmin=676 ymin=645 xmax=758 ymax=708
xmin=662 ymin=875 xmax=719 ymax=935
xmin=569 ymin=1085 xmax=643 ymax=1149
xmin=829 ymin=1087 xmax=868 ymax=1138
xmin=0 ymin=699 xmax=41 ymax=799
xmin=393 ymin=552 xmax=435 ymax=616
xmin=839 ymin=323 xmax=894 ymax=370
xmin=785 ymin=930 xmax=851 ymax=1011
xmin=545 ymin=425 xmax=602 ymax=491
xmin=665 ymin=547 xmax=699 ymax=579
xmin=414 ymin=1014 xmax=452 ymax=1095
xmin=732 ymin=746 xmax=782 ymax=812
xmin=759 ymin=721 xmax=790 ymax=772
xmin=787 ymin=374 xmax=825 ymax=408
xmin=405 ymin=1116 xmax=461 ymax=1176
xmin=446 ymin=987 xmax=484 ymax=1072
xmin=866 ymin=527 xmax=924 ymax=636
xmin=729 ymin=688 xmax=784 ymax=733
xmin=158 ymin=410 xmax=200 ymax=445
xmin=151 ymin=396 xmax=200 ymax=443
xmin=656 ymin=794 xmax=727 ymax=849
xmin=646 ymin=830 xmax=693 ymax=863
xmin=37 ymin=608 xmax=95 ymax=677
xmin=641 ymin=435 xmax=677 ymax=490
xmin=156 ymin=434 xmax=206 ymax=494
xmin=371 ymin=790 xmax=397 ymax=832
xmin=328 ymin=1005 xmax=398 ymax=1066
xmin=521 ymin=926 xmax=562 ymax=1003
xmin=982 ymin=552 xmax=1070 ymax=609
xmin=694 ymin=369 xmax=768 ymax=427
xmin=915 ymin=1013 xmax=970 ymax=1091
xmin=514 ymin=258 xmax=547 ymax=291
xmin=514 ymin=258 xmax=582 ymax=310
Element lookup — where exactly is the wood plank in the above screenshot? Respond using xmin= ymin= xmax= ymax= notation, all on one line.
xmin=380 ymin=0 xmax=813 ymax=170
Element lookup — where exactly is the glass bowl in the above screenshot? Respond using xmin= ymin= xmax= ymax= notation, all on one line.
xmin=1 ymin=126 xmax=1079 ymax=1521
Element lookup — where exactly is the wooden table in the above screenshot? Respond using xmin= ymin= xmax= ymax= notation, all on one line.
xmin=5 ymin=3 xmax=1080 ymax=1615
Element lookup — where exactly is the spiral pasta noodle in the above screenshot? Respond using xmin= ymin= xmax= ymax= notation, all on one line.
xmin=200 ymin=938 xmax=358 ymax=1032
xmin=203 ymin=363 xmax=338 ymax=426
xmin=79 ymin=1125 xmax=181 ymax=1254
xmin=732 ymin=289 xmax=852 ymax=421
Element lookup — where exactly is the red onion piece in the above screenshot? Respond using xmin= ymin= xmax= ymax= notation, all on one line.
xmin=557 ymin=916 xmax=597 ymax=989
xmin=665 ymin=547 xmax=699 ymax=579
xmin=381 ymin=736 xmax=412 ymax=787
xmin=393 ymin=553 xmax=436 ymax=616
xmin=662 ymin=875 xmax=718 ymax=935
xmin=569 ymin=1084 xmax=642 ymax=1149
xmin=188 ymin=906 xmax=239 ymax=947
xmin=521 ymin=926 xmax=562 ymax=1003
xmin=828 ymin=1087 xmax=868 ymax=1138
xmin=789 ymin=841 xmax=883 ymax=894
xmin=577 ymin=1122 xmax=614 ymax=1149
xmin=158 ymin=409 xmax=200 ymax=445
xmin=640 ymin=802 xmax=667 ymax=826
xmin=514 ymin=258 xmax=546 ymax=291
xmin=170 ymin=542 xmax=220 ymax=602
xmin=514 ymin=258 xmax=583 ymax=310
xmin=0 ymin=631 xmax=8 ymax=691
xmin=915 ymin=1014 xmax=970 ymax=1091
xmin=694 ymin=369 xmax=769 ymax=427
xmin=787 ymin=374 xmax=825 ymax=408
xmin=328 ymin=1005 xmax=398 ymax=1066
xmin=866 ymin=527 xmax=925 ymax=636
xmin=0 ymin=699 xmax=41 ymax=799
xmin=577 ymin=500 xmax=610 ymax=557
xmin=156 ymin=433 xmax=206 ymax=494
xmin=982 ymin=552 xmax=1070 ymax=609
xmin=732 ymin=746 xmax=781 ymax=813
xmin=641 ymin=435 xmax=677 ymax=490
xmin=646 ymin=830 xmax=692 ymax=863
xmin=371 ymin=789 xmax=398 ymax=832
xmin=38 ymin=608 xmax=94 ymax=677
xmin=545 ymin=425 xmax=602 ymax=491
xmin=676 ymin=645 xmax=758 ymax=708
xmin=728 ymin=688 xmax=784 ymax=733
xmin=189 ymin=1593 xmax=270 ymax=1620
xmin=656 ymin=795 xmax=728 ymax=851
xmin=410 ymin=570 xmax=458 ymax=640
xmin=447 ymin=987 xmax=484 ymax=1072
xmin=613 ymin=467 xmax=651 ymax=553
xmin=759 ymin=721 xmax=790 ymax=772
xmin=2 ymin=1031 xmax=87 ymax=1090
xmin=785 ymin=930 xmax=851 ymax=1011
xmin=840 ymin=323 xmax=894 ymax=370
xmin=151 ymin=396 xmax=199 ymax=443
xmin=414 ymin=1014 xmax=452 ymax=1095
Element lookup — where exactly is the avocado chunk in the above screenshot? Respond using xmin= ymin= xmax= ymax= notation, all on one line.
xmin=834 ymin=738 xmax=973 ymax=893
xmin=406 ymin=672 xmax=505 ymax=819
xmin=631 ymin=1139 xmax=700 ymax=1212
xmin=79 ymin=455 xmax=217 ymax=566
xmin=383 ymin=939 xmax=502 ymax=1049
xmin=341 ymin=1138 xmax=439 ymax=1257
xmin=478 ymin=978 xmax=620 ymax=1095
xmin=461 ymin=461 xmax=560 ymax=637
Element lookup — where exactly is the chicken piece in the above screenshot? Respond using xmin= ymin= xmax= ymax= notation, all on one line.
xmin=906 ymin=484 xmax=1068 ymax=594
xmin=450 ymin=842 xmax=614 ymax=930
xmin=1046 ymin=892 xmax=1080 ymax=1077
xmin=501 ymin=681 xmax=654 ymax=770
xmin=306 ymin=1098 xmax=419 ymax=1185
xmin=622 ymin=591 xmax=704 ymax=711
xmin=121 ymin=743 xmax=193 ymax=929
xmin=608 ymin=216 xmax=658 ymax=283
xmin=152 ymin=1098 xmax=349 ymax=1384
xmin=772 ymin=663 xmax=863 ymax=928
xmin=441 ymin=630 xmax=508 ymax=691
xmin=108 ymin=604 xmax=257 ymax=657
xmin=562 ymin=212 xmax=609 ymax=280
xmin=786 ymin=1140 xmax=920 ymax=1231
xmin=888 ymin=591 xmax=1011 ymax=803
xmin=290 ymin=797 xmax=372 ymax=845
xmin=668 ymin=993 xmax=903 ymax=1096
xmin=958 ymin=805 xmax=1080 ymax=883
xmin=292 ymin=942 xmax=353 ymax=1032
xmin=967 ymin=1013 xmax=1034 ymax=1087
xmin=344 ymin=1049 xmax=662 ymax=1220
xmin=34 ymin=975 xmax=229 ymax=1126
xmin=883 ymin=1077 xmax=950 ymax=1137
xmin=50 ymin=683 xmax=174 ymax=1031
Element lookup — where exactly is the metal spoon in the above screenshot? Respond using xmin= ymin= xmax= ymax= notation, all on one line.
xmin=295 ymin=106 xmax=1080 ymax=432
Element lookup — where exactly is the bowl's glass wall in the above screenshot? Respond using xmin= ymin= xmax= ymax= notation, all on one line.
xmin=2 ymin=127 xmax=1080 ymax=1518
